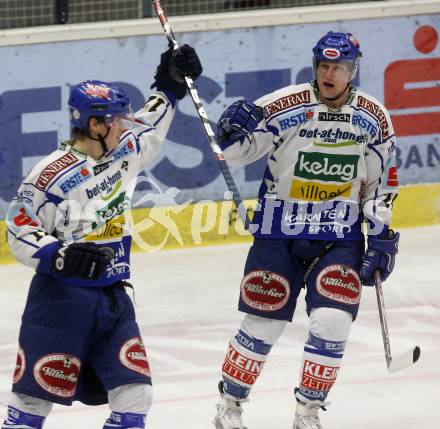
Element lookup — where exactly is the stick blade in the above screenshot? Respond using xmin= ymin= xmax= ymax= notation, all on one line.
xmin=388 ymin=346 xmax=421 ymax=373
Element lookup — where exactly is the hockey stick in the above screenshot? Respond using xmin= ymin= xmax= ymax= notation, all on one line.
xmin=374 ymin=271 xmax=420 ymax=373
xmin=151 ymin=0 xmax=251 ymax=230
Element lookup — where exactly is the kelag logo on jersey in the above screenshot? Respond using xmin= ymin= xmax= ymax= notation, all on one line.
xmin=294 ymin=151 xmax=359 ymax=182
xmin=92 ymin=192 xmax=129 ymax=230
xmin=58 ymin=166 xmax=92 ymax=193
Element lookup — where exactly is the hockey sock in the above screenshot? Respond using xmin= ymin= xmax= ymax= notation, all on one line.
xmin=296 ymin=307 xmax=352 ymax=403
xmin=221 ymin=315 xmax=286 ymax=399
xmin=1 ymin=406 xmax=46 ymax=429
xmin=103 ymin=411 xmax=146 ymax=429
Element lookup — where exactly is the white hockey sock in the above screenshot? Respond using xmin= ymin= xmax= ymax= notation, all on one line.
xmin=108 ymin=383 xmax=153 ymax=415
xmin=221 ymin=314 xmax=287 ymax=399
xmin=296 ymin=307 xmax=352 ymax=404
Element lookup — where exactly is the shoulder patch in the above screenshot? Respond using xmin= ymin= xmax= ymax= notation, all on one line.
xmin=36 ymin=153 xmax=78 ymax=190
xmin=357 ymin=95 xmax=390 ymax=141
xmin=264 ymin=90 xmax=311 ymax=119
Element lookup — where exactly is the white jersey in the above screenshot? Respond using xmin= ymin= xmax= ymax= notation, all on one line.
xmin=222 ymin=82 xmax=398 ymax=241
xmin=6 ymin=91 xmax=174 ymax=287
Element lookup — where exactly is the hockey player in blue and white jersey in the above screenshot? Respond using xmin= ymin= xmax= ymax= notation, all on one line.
xmin=213 ymin=32 xmax=400 ymax=429
xmin=2 ymin=44 xmax=202 ymax=429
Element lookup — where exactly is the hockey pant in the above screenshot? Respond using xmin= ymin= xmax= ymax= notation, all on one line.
xmin=221 ymin=307 xmax=352 ymax=404
xmin=1 ymin=383 xmax=152 ymax=429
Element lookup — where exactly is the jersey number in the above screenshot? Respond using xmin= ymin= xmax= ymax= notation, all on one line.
xmin=143 ymin=96 xmax=165 ymax=112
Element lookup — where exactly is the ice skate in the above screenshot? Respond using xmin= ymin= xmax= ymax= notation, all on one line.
xmin=213 ymin=381 xmax=247 ymax=429
xmin=292 ymin=400 xmax=326 ymax=429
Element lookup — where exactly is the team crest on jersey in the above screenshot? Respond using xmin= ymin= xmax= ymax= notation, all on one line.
xmin=240 ymin=270 xmax=290 ymax=311
xmin=33 ymin=353 xmax=81 ymax=398
xmin=119 ymin=337 xmax=151 ymax=377
xmin=13 ymin=347 xmax=26 ymax=384
xmin=316 ymin=265 xmax=361 ymax=305
xmin=36 ymin=153 xmax=78 ymax=190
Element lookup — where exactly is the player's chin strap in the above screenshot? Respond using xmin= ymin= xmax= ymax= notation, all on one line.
xmin=86 ymin=128 xmax=111 ymax=158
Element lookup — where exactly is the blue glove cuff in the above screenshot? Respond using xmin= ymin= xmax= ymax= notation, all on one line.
xmin=367 ymin=231 xmax=400 ymax=255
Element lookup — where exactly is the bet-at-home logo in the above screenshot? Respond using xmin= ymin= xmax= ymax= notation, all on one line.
xmin=294 ymin=151 xmax=359 ymax=182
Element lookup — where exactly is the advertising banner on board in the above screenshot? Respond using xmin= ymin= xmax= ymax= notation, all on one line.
xmin=0 ymin=14 xmax=439 ymax=217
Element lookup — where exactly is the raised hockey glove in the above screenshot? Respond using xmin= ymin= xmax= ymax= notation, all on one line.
xmin=217 ymin=100 xmax=264 ymax=143
xmin=360 ymin=230 xmax=400 ymax=286
xmin=152 ymin=43 xmax=203 ymax=100
xmin=52 ymin=242 xmax=114 ymax=280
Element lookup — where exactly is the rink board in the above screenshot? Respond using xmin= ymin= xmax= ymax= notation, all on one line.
xmin=1 ymin=12 xmax=440 ymax=218
xmin=1 ymin=182 xmax=439 ymax=264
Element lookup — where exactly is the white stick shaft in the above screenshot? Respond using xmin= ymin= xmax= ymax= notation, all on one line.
xmin=150 ymin=0 xmax=251 ymax=230
xmin=374 ymin=271 xmax=393 ymax=368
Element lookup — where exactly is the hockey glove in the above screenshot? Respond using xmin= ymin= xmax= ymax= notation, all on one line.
xmin=152 ymin=44 xmax=203 ymax=100
xmin=217 ymin=100 xmax=264 ymax=143
xmin=52 ymin=242 xmax=114 ymax=280
xmin=360 ymin=230 xmax=400 ymax=286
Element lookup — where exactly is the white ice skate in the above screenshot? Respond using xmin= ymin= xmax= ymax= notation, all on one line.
xmin=213 ymin=382 xmax=247 ymax=429
xmin=292 ymin=400 xmax=325 ymax=429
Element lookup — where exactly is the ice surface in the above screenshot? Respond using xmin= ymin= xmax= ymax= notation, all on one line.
xmin=0 ymin=225 xmax=439 ymax=428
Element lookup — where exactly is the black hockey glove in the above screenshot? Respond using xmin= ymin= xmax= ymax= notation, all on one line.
xmin=52 ymin=243 xmax=114 ymax=280
xmin=151 ymin=44 xmax=203 ymax=100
